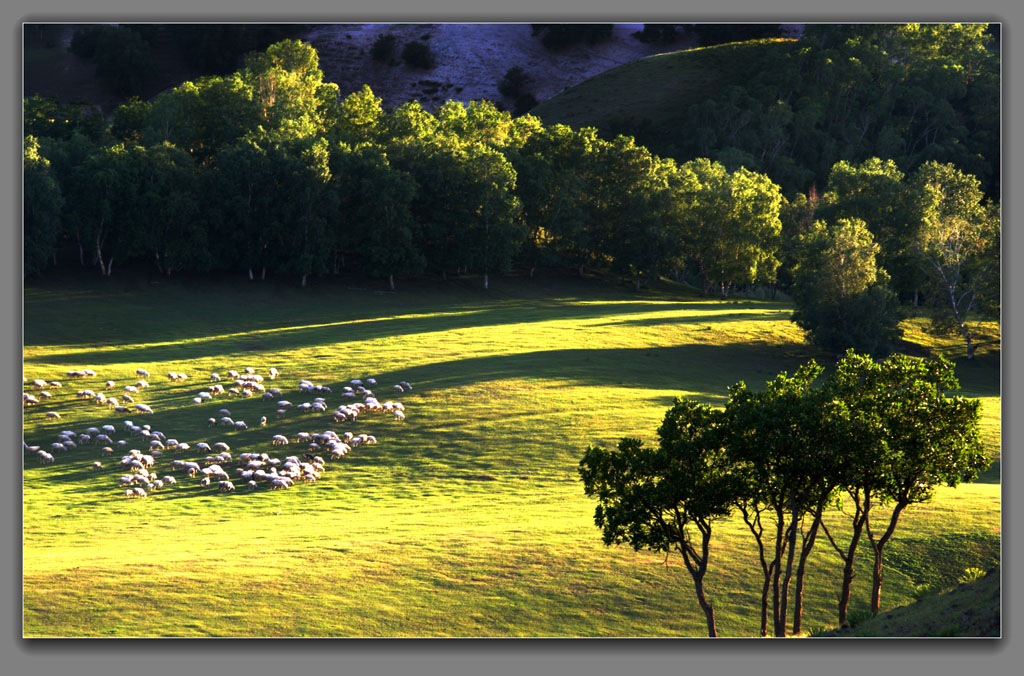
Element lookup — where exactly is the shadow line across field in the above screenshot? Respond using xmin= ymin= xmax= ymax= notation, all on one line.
xmin=27 ymin=300 xmax=791 ymax=366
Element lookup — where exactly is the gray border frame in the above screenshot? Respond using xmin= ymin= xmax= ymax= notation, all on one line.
xmin=5 ymin=1 xmax=1018 ymax=675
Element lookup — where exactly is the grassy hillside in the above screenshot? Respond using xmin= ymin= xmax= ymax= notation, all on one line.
xmin=22 ymin=273 xmax=1000 ymax=636
xmin=817 ymin=567 xmax=1000 ymax=637
xmin=531 ymin=39 xmax=799 ymax=137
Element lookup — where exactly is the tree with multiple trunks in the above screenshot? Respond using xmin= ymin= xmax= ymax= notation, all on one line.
xmin=581 ymin=351 xmax=988 ymax=636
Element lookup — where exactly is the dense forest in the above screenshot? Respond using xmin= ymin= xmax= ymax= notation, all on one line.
xmin=24 ymin=25 xmax=1000 ymax=357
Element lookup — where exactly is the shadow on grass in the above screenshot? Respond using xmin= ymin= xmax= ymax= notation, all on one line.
xmin=26 ymin=298 xmax=782 ymax=365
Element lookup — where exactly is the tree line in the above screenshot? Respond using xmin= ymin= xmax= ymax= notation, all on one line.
xmin=24 ymin=37 xmax=999 ymax=357
xmin=580 ymin=350 xmax=989 ymax=637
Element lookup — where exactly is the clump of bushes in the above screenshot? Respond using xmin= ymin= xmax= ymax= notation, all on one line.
xmin=401 ymin=40 xmax=435 ymax=69
xmin=371 ymin=33 xmax=397 ymax=63
xmin=498 ymin=66 xmax=530 ymax=98
xmin=69 ymin=25 xmax=153 ymax=96
xmin=531 ymin=24 xmax=614 ymax=51
xmin=632 ymin=24 xmax=680 ymax=44
xmin=513 ymin=93 xmax=539 ymax=117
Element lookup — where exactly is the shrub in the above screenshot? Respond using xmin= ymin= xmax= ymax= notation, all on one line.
xmin=959 ymin=567 xmax=987 ymax=584
xmin=401 ymin=40 xmax=435 ymax=69
xmin=371 ymin=33 xmax=397 ymax=63
xmin=498 ymin=66 xmax=530 ymax=98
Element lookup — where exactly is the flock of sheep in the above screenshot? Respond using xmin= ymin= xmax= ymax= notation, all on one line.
xmin=23 ymin=365 xmax=414 ymax=498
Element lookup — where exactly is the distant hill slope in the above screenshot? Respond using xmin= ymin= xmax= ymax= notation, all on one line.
xmin=530 ymin=38 xmax=799 ymax=135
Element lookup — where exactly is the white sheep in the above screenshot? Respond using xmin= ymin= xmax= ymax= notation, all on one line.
xmin=218 ymin=480 xmax=236 ymax=492
xmin=44 ymin=411 xmax=61 ymax=420
xmin=104 ymin=380 xmax=117 ymax=390
xmin=31 ymin=378 xmax=48 ymax=389
xmin=259 ymin=416 xmax=267 ymax=427
xmin=271 ymin=435 xmax=289 ymax=446
xmin=136 ymin=368 xmax=150 ymax=378
xmin=268 ymin=367 xmax=278 ymax=380
xmin=210 ymin=373 xmax=221 ymax=382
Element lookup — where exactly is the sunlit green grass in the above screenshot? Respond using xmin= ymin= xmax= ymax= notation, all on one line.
xmin=22 ymin=273 xmax=1000 ymax=636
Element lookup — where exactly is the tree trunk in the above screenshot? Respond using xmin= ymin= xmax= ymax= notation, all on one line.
xmin=529 ymin=266 xmax=535 ymax=279
xmin=249 ymin=268 xmax=254 ymax=281
xmin=868 ymin=500 xmax=908 ymax=614
xmin=778 ymin=508 xmax=800 ymax=637
xmin=106 ymin=257 xmax=114 ymax=277
xmin=95 ymin=236 xmax=105 ymax=277
xmin=693 ymin=575 xmax=718 ymax=638
xmin=635 ymin=272 xmax=641 ymax=291
xmin=301 ymin=273 xmax=307 ymax=288
xmin=913 ymin=289 xmax=919 ymax=307
xmin=792 ymin=506 xmax=825 ymax=636
xmin=261 ymin=267 xmax=266 ymax=280
xmin=389 ymin=274 xmax=395 ymax=291
xmin=771 ymin=512 xmax=785 ymax=636
xmin=483 ymin=273 xmax=489 ymax=290
xmin=77 ymin=230 xmax=84 ymax=266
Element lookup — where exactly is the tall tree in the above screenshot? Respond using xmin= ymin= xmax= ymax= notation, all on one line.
xmin=680 ymin=159 xmax=783 ymax=298
xmin=908 ymin=161 xmax=999 ymax=359
xmin=580 ymin=400 xmax=739 ymax=637
xmin=23 ymin=136 xmax=64 ymax=276
xmin=789 ymin=218 xmax=903 ymax=356
xmin=822 ymin=351 xmax=989 ymax=616
xmin=723 ymin=362 xmax=840 ymax=637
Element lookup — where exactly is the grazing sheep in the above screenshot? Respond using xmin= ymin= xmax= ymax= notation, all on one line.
xmin=268 ymin=367 xmax=278 ymax=380
xmin=218 ymin=480 xmax=236 ymax=492
xmin=212 ymin=442 xmax=230 ymax=453
xmin=392 ymin=385 xmax=404 ymax=394
xmin=90 ymin=461 xmax=102 ymax=471
xmin=135 ymin=403 xmax=153 ymax=414
xmin=234 ymin=421 xmax=247 ymax=431
xmin=48 ymin=381 xmax=62 ymax=388
xmin=208 ymin=417 xmax=217 ymax=427
xmin=275 ymin=409 xmax=287 ymax=419
xmin=199 ymin=476 xmax=211 ymax=487
xmin=226 ymin=370 xmax=239 ymax=379
xmin=162 ymin=476 xmax=177 ymax=485
xmin=366 ymin=378 xmax=377 ymax=387
xmin=218 ymin=416 xmax=234 ymax=427
xmin=121 ymin=394 xmax=134 ymax=404
xmin=24 ymin=393 xmax=40 ymax=406
xmin=44 ymin=411 xmax=61 ymax=420
xmin=210 ymin=373 xmax=221 ymax=382
xmin=259 ymin=416 xmax=267 ymax=427
xmin=136 ymin=380 xmax=149 ymax=389
xmin=272 ymin=435 xmax=289 ymax=446
xmin=393 ymin=410 xmax=406 ymax=421
xmin=136 ymin=368 xmax=150 ymax=378
xmin=399 ymin=381 xmax=412 ymax=392
xmin=31 ymin=378 xmax=48 ymax=389
xmin=101 ymin=446 xmax=114 ymax=456
xmin=123 ymin=385 xmax=138 ymax=394
xmin=105 ymin=380 xmax=116 ymax=390
xmin=37 ymin=450 xmax=55 ymax=464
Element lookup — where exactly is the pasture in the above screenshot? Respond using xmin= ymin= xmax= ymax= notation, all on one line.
xmin=22 ymin=274 xmax=1000 ymax=637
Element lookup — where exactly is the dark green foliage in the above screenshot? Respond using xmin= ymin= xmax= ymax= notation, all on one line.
xmin=687 ymin=23 xmax=783 ymax=47
xmin=790 ymin=218 xmax=903 ymax=356
xmin=633 ymin=24 xmax=679 ymax=44
xmin=580 ymin=400 xmax=739 ymax=636
xmin=23 ymin=95 xmax=106 ymax=142
xmin=23 ymin=136 xmax=64 ymax=276
xmin=71 ymin=25 xmax=154 ymax=95
xmin=499 ymin=66 xmax=530 ymax=98
xmin=533 ymin=24 xmax=614 ymax=50
xmin=370 ymin=33 xmax=397 ymax=63
xmin=401 ymin=41 xmax=435 ymax=69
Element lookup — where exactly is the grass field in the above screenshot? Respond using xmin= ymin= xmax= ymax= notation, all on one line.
xmin=22 ymin=272 xmax=1000 ymax=637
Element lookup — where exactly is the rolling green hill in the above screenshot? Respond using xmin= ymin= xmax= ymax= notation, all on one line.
xmin=531 ymin=39 xmax=799 ymax=144
xmin=22 ymin=274 xmax=1000 ymax=637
